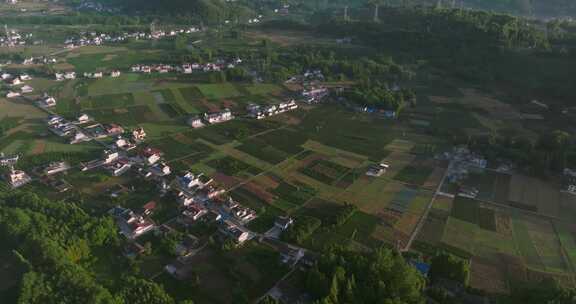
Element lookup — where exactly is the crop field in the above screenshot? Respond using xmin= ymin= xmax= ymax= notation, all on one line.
xmin=385 ymin=139 xmax=415 ymax=153
xmin=237 ymin=128 xmax=307 ymax=164
xmin=393 ymin=163 xmax=434 ymax=186
xmin=454 ymin=169 xmax=564 ymax=218
xmin=5 ymin=37 xmax=563 ymax=294
xmin=67 ymin=49 xmax=161 ymax=73
xmin=508 ymin=174 xmax=562 ymax=216
xmin=299 ymin=159 xmax=351 ymax=185
xmin=381 ymin=151 xmax=415 ymax=177
xmin=421 ymin=195 xmax=576 ymax=289
xmin=415 ymin=166 xmax=576 ymax=289
xmin=196 ymin=83 xmax=242 ymax=100
xmin=157 ymin=244 xmax=286 ymax=304
xmin=415 ymin=208 xmax=447 ymax=246
xmin=555 ymin=223 xmax=576 ymax=272
xmin=297 ymin=107 xmax=397 ymax=161
xmin=302 ymin=140 xmax=368 ymax=168
xmin=470 ymin=255 xmax=510 ymax=293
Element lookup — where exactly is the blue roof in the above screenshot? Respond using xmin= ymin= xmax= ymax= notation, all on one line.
xmin=410 ymin=261 xmax=430 ymax=276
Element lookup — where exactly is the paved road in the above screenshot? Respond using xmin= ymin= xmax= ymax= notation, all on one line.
xmin=252 ymin=267 xmax=296 ymax=304
xmin=403 ymin=161 xmax=452 ymax=252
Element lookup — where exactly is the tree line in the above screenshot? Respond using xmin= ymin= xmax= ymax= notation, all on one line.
xmin=0 ymin=191 xmax=188 ymax=304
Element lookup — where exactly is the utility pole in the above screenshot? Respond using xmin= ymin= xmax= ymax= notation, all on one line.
xmin=150 ymin=21 xmax=155 ymax=34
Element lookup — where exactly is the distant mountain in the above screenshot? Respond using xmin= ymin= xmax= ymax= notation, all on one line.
xmin=90 ymin=0 xmax=255 ymax=20
xmin=419 ymin=0 xmax=576 ymax=18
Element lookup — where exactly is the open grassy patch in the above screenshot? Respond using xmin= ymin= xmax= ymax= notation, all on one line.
xmin=393 ymin=164 xmax=434 ymax=186
xmin=237 ymin=128 xmax=307 ymax=164
xmin=197 ymin=83 xmax=242 ymax=99
xmin=207 ymin=156 xmax=263 ymax=177
xmin=245 ymin=83 xmax=283 ymax=95
xmin=512 ymin=213 xmax=544 ymax=270
xmin=83 ymin=93 xmax=135 ymax=109
xmin=299 ymin=159 xmax=351 ymax=185
xmin=272 ymin=181 xmax=317 ymax=206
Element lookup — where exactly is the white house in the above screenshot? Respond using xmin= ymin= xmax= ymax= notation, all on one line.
xmin=187 ymin=116 xmax=204 ymax=128
xmin=6 ymin=91 xmax=20 ymax=98
xmin=140 ymin=147 xmax=162 ymax=165
xmin=39 ymin=95 xmax=57 ymax=107
xmin=20 ymin=85 xmax=34 ymax=94
xmin=5 ymin=167 xmax=31 ymax=189
xmin=204 ymin=108 xmax=233 ymax=124
xmin=149 ymin=162 xmax=171 ymax=177
xmin=19 ymin=74 xmax=32 ymax=81
xmin=76 ymin=113 xmax=92 ymax=124
xmin=64 ymin=71 xmax=76 ymax=80
xmin=10 ymin=77 xmax=22 ymax=86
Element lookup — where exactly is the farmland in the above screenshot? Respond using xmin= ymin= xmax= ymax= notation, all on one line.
xmin=414 ymin=164 xmax=576 ymax=292
xmin=2 ymin=6 xmax=576 ymax=303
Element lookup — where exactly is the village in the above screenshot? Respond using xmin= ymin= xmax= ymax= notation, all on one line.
xmin=2 ymin=2 xmax=576 ymax=302
xmin=0 ymin=50 xmax=334 ymax=286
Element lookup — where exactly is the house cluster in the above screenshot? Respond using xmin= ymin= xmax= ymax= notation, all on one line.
xmin=109 ymin=203 xmax=156 ymax=239
xmin=55 ymin=70 xmax=119 ymax=81
xmin=83 ymin=70 xmax=121 ymax=78
xmin=40 ymin=161 xmax=72 ymax=176
xmin=130 ymin=58 xmax=241 ymax=75
xmin=302 ymin=86 xmax=329 ymax=104
xmin=366 ymin=163 xmax=389 ymax=177
xmin=46 ymin=113 xmax=125 ymax=144
xmin=21 ymin=56 xmax=57 ymax=65
xmin=3 ymin=72 xmax=33 ymax=98
xmin=0 ymin=154 xmax=32 ymax=189
xmin=149 ymin=27 xmax=201 ymax=39
xmin=75 ymin=0 xmax=120 ymax=13
xmin=440 ymin=147 xmax=490 ymax=198
xmin=3 ymin=165 xmax=32 ymax=189
xmin=286 ymin=70 xmax=325 ymax=84
xmin=0 ymin=27 xmax=32 ymax=47
xmin=563 ymin=168 xmax=576 ymax=195
xmin=63 ymin=27 xmax=201 ymax=48
xmin=0 ymin=153 xmax=19 ymax=167
xmin=220 ymin=197 xmax=257 ymax=224
xmin=37 ymin=94 xmax=57 ymax=108
xmin=174 ymin=171 xmax=220 ymax=206
xmin=246 ymin=100 xmax=298 ymax=120
xmin=188 ymin=108 xmax=234 ymax=128
xmin=219 ymin=220 xmax=251 ymax=244
xmin=54 ymin=71 xmax=77 ymax=81
xmin=31 ymin=161 xmax=73 ymax=193
xmin=172 ymin=171 xmax=256 ymax=245
xmin=443 ymin=147 xmax=488 ymax=169
xmin=77 ymin=131 xmax=156 ymax=177
xmin=112 ymin=127 xmax=147 ymax=152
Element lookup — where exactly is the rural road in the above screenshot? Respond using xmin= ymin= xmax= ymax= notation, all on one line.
xmin=403 ymin=161 xmax=452 ymax=252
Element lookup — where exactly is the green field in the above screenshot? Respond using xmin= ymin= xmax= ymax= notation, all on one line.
xmin=197 ymin=83 xmax=242 ymax=99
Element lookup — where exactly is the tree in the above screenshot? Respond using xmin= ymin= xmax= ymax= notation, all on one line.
xmin=174 ymin=34 xmax=188 ymax=52
xmin=429 ymin=252 xmax=470 ymax=286
xmin=367 ymin=0 xmax=384 ymax=22
xmin=117 ymin=277 xmax=175 ymax=304
xmin=304 ymin=248 xmax=425 ymax=303
xmin=259 ymin=296 xmax=279 ymax=304
xmin=510 ymin=278 xmax=576 ymax=304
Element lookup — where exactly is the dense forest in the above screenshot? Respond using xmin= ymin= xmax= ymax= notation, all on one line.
xmin=287 ymin=0 xmax=576 ymax=18
xmin=0 ymin=191 xmax=176 ymax=304
xmin=75 ymin=0 xmax=256 ymax=22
